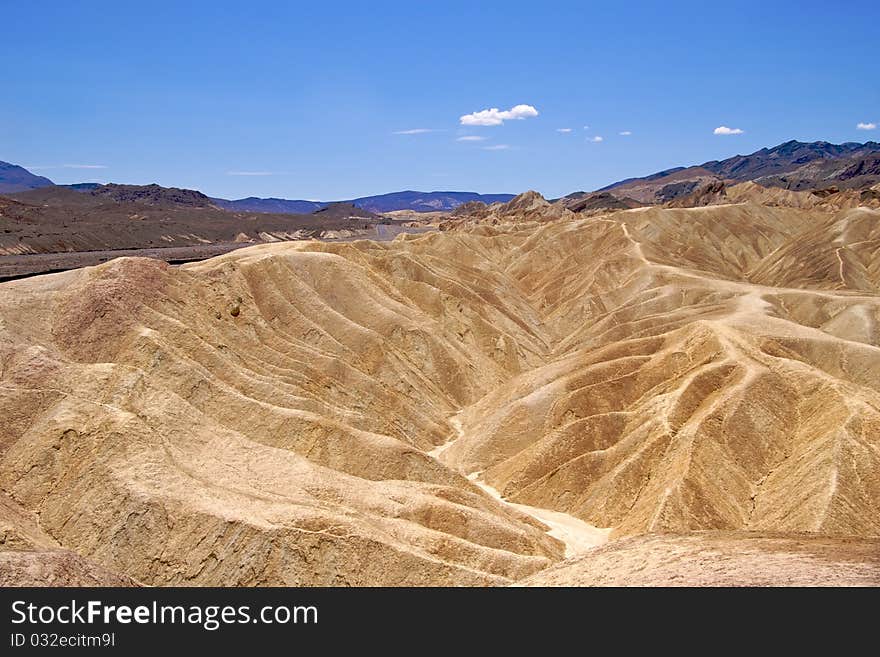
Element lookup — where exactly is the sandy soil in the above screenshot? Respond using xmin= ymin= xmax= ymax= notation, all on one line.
xmin=521 ymin=532 xmax=880 ymax=586
xmin=0 ymin=550 xmax=138 ymax=587
xmin=468 ymin=474 xmax=610 ymax=557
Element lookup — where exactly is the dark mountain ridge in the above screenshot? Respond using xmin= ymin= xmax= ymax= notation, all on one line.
xmin=599 ymin=140 xmax=880 ymax=203
xmin=0 ymin=161 xmax=54 ymax=194
xmin=212 ymin=196 xmax=322 ymax=214
xmin=0 ymin=185 xmax=382 ymax=260
xmin=701 ymin=140 xmax=880 ymax=180
xmin=90 ymin=183 xmax=216 ymax=207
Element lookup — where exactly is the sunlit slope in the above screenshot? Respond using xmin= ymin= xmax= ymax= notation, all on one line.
xmin=1 ymin=201 xmax=879 ymax=585
xmin=442 ymin=204 xmax=880 ymax=539
xmin=521 ymin=532 xmax=880 ymax=586
xmin=0 ymin=245 xmax=562 ymax=585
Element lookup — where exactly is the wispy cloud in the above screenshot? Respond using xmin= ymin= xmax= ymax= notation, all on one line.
xmin=460 ymin=104 xmax=538 ymax=126
xmin=556 ymin=128 xmax=572 ymax=133
xmin=456 ymin=135 xmax=487 ymax=142
xmin=227 ymin=171 xmax=280 ymax=176
xmin=857 ymin=122 xmax=877 ymax=131
xmin=714 ymin=126 xmax=744 ymax=135
xmin=392 ymin=128 xmax=436 ymax=135
xmin=25 ymin=163 xmax=107 ymax=171
xmin=587 ymin=136 xmax=604 ymax=143
xmin=619 ymin=130 xmax=632 ymax=136
xmin=482 ymin=144 xmax=511 ymax=151
xmin=582 ymin=125 xmax=590 ymax=130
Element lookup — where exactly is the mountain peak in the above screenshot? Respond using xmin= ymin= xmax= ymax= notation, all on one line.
xmin=0 ymin=161 xmax=54 ymax=194
xmin=599 ymin=140 xmax=880 ymax=203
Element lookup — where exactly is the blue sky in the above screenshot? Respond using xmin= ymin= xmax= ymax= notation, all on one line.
xmin=2 ymin=1 xmax=878 ymax=200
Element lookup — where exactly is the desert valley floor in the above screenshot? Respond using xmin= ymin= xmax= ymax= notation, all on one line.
xmin=2 ymin=199 xmax=880 ymax=586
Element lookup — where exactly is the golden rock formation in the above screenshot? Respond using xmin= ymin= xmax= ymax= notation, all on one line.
xmin=2 ymin=200 xmax=879 ymax=585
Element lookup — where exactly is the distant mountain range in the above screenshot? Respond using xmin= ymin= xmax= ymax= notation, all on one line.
xmin=0 ymin=161 xmax=513 ymax=213
xmin=601 ymin=140 xmax=880 ymax=203
xmin=214 ymin=190 xmax=516 ymax=214
xmin=211 ymin=197 xmax=323 ymax=214
xmin=4 ymin=140 xmax=879 ymax=212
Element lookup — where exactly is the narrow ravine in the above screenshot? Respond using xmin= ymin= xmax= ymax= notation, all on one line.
xmin=467 ymin=474 xmax=610 ymax=558
xmin=429 ymin=412 xmax=610 ymax=559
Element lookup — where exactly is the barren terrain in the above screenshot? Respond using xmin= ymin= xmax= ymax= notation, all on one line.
xmin=522 ymin=532 xmax=880 ymax=586
xmin=0 ymin=186 xmax=383 ymax=271
xmin=2 ymin=198 xmax=879 ymax=586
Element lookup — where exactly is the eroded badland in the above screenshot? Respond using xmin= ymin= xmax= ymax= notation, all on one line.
xmin=2 ymin=198 xmax=880 ymax=586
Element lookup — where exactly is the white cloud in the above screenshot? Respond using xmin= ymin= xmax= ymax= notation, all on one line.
xmin=857 ymin=122 xmax=877 ymax=131
xmin=587 ymin=136 xmax=604 ymax=143
xmin=393 ymin=128 xmax=435 ymax=135
xmin=481 ymin=144 xmax=511 ymax=150
xmin=460 ymin=104 xmax=538 ymax=126
xmin=582 ymin=125 xmax=590 ymax=130
xmin=456 ymin=135 xmax=487 ymax=142
xmin=556 ymin=128 xmax=572 ymax=133
xmin=713 ymin=126 xmax=744 ymax=135
xmin=619 ymin=130 xmax=632 ymax=136
xmin=227 ymin=171 xmax=277 ymax=176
